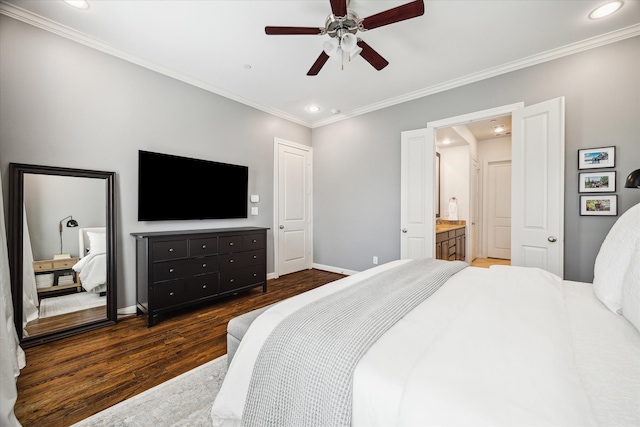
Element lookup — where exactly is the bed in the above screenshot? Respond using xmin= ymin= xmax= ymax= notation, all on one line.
xmin=211 ymin=203 xmax=640 ymax=426
xmin=72 ymin=227 xmax=107 ymax=294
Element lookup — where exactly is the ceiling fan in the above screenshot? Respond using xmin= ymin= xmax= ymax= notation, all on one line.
xmin=265 ymin=0 xmax=425 ymax=76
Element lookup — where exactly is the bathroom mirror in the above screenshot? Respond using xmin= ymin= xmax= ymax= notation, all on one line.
xmin=8 ymin=163 xmax=117 ymax=347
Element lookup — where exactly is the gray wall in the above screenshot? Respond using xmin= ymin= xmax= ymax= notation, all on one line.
xmin=24 ymin=174 xmax=105 ymax=260
xmin=0 ymin=16 xmax=311 ymax=309
xmin=313 ymin=36 xmax=640 ymax=282
xmin=1 ymin=15 xmax=638 ymax=312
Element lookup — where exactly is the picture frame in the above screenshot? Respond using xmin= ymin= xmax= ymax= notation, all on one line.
xmin=580 ymin=195 xmax=617 ymax=216
xmin=578 ymin=146 xmax=615 ymax=169
xmin=579 ymin=171 xmax=616 ymax=193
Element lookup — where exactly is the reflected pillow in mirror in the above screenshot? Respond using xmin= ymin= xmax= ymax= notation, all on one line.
xmin=87 ymin=231 xmax=106 ymax=255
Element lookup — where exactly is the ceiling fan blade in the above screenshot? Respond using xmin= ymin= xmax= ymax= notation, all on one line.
xmin=357 ymin=39 xmax=389 ymax=71
xmin=307 ymin=51 xmax=331 ymax=76
xmin=360 ymin=0 xmax=425 ymax=31
xmin=330 ymin=0 xmax=347 ymax=17
xmin=265 ymin=26 xmax=324 ymax=35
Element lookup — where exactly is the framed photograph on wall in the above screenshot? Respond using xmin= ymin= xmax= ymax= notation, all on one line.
xmin=578 ymin=146 xmax=615 ymax=169
xmin=579 ymin=171 xmax=616 ymax=193
xmin=580 ymin=195 xmax=617 ymax=216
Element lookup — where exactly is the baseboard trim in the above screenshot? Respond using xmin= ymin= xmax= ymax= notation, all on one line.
xmin=312 ymin=263 xmax=359 ymax=276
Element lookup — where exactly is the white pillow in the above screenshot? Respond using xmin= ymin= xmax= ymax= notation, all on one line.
xmin=87 ymin=231 xmax=107 ymax=255
xmin=621 ymin=238 xmax=640 ymax=331
xmin=593 ymin=202 xmax=640 ymax=314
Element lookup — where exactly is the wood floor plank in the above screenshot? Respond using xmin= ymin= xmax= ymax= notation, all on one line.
xmin=15 ymin=268 xmax=344 ymax=427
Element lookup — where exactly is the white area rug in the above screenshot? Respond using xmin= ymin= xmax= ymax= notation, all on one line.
xmin=71 ymin=355 xmax=228 ymax=427
xmin=39 ymin=292 xmax=106 ymax=318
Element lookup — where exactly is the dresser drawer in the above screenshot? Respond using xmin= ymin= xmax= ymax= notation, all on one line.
xmin=219 ymin=264 xmax=265 ymax=294
xmin=219 ymin=249 xmax=265 ymax=271
xmin=187 ymin=273 xmax=219 ymax=301
xmin=33 ymin=261 xmax=54 ymax=271
xmin=219 ymin=236 xmax=244 ymax=253
xmin=189 ymin=237 xmax=218 ymax=257
xmin=152 ymin=239 xmax=188 ymax=261
xmin=153 ymin=256 xmax=217 ymax=282
xmin=154 ymin=280 xmax=188 ymax=309
xmin=243 ymin=233 xmax=265 ymax=250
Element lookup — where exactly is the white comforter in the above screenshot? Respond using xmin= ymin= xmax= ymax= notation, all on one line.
xmin=72 ymin=252 xmax=106 ymax=293
xmin=211 ymin=261 xmax=640 ymax=426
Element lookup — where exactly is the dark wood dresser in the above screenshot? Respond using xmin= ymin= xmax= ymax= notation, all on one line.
xmin=131 ymin=227 xmax=268 ymax=326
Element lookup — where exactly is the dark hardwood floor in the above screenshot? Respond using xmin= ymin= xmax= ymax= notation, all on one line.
xmin=15 ymin=268 xmax=345 ymax=427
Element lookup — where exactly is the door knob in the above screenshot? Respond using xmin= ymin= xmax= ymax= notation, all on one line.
xmin=402 ymin=228 xmax=408 ymax=233
xmin=548 ymin=236 xmax=557 ymax=242
xmin=279 ymin=225 xmax=284 ymax=229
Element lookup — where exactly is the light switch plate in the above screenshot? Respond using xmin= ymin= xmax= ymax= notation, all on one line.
xmin=251 ymin=206 xmax=259 ymax=215
xmin=250 ymin=195 xmax=260 ymax=203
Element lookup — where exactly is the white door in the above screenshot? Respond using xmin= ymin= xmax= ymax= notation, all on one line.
xmin=275 ymin=139 xmax=312 ymax=276
xmin=511 ymin=97 xmax=565 ymax=276
xmin=487 ymin=160 xmax=512 ymax=259
xmin=401 ymin=129 xmax=435 ymax=259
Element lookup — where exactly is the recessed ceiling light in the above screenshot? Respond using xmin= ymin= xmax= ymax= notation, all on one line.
xmin=243 ymin=64 xmax=252 ymax=70
xmin=493 ymin=124 xmax=506 ymax=133
xmin=442 ymin=139 xmax=451 ymax=145
xmin=63 ymin=0 xmax=89 ymax=9
xmin=307 ymin=106 xmax=320 ymax=113
xmin=331 ymin=109 xmax=341 ymax=115
xmin=589 ymin=1 xmax=623 ymax=19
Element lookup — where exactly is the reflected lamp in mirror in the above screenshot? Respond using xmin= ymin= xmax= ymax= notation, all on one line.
xmin=58 ymin=215 xmax=79 ymax=257
xmin=624 ymin=169 xmax=640 ymax=188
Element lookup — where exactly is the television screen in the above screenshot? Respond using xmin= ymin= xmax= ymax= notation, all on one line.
xmin=138 ymin=150 xmax=248 ymax=221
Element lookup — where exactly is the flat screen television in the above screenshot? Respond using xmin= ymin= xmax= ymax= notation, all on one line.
xmin=138 ymin=150 xmax=248 ymax=221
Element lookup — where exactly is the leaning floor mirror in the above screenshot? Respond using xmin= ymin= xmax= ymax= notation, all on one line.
xmin=8 ymin=163 xmax=117 ymax=347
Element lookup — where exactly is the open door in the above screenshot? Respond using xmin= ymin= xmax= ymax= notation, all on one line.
xmin=511 ymin=97 xmax=565 ymax=276
xmin=400 ymin=99 xmax=564 ymax=276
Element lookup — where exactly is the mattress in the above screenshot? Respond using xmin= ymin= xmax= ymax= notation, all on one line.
xmin=211 ymin=261 xmax=640 ymax=426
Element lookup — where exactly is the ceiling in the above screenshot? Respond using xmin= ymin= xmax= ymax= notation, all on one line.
xmin=437 ymin=115 xmax=512 ymax=148
xmin=1 ymin=0 xmax=639 ymax=128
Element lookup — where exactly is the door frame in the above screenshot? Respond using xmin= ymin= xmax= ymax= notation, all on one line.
xmin=273 ymin=137 xmax=313 ymax=278
xmin=423 ymin=103 xmax=524 ymax=261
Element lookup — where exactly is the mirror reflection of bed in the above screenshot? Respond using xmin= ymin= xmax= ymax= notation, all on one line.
xmin=24 ymin=227 xmax=108 ymax=337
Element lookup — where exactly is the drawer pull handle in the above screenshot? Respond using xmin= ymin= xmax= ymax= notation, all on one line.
xmin=169 ymin=291 xmax=174 ymax=296
xmin=253 ymin=273 xmax=257 ymax=277
xmin=229 ymin=279 xmax=234 ymax=283
xmin=169 ymin=268 xmax=174 ymax=273
xmin=169 ymin=248 xmax=174 ymax=252
xmin=202 ymin=263 xmax=207 ymax=268
xmin=252 ymin=239 xmax=257 ymax=243
xmin=229 ymin=242 xmax=234 ymax=246
xmin=229 ymin=259 xmax=234 ymax=263
xmin=202 ymin=284 xmax=207 ymax=289
xmin=202 ymin=244 xmax=207 ymax=249
xmin=253 ymin=255 xmax=257 ymax=259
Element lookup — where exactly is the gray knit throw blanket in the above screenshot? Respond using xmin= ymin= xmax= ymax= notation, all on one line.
xmin=242 ymin=258 xmax=467 ymax=427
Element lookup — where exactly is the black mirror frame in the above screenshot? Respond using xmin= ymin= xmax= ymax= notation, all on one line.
xmin=8 ymin=163 xmax=117 ymax=347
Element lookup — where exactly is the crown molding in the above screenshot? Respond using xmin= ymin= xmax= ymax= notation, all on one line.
xmin=311 ymin=24 xmax=640 ymax=128
xmin=2 ymin=2 xmax=637 ymax=130
xmin=0 ymin=1 xmax=312 ymax=128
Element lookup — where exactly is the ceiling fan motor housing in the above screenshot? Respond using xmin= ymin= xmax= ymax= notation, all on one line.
xmin=325 ymin=11 xmax=360 ymax=39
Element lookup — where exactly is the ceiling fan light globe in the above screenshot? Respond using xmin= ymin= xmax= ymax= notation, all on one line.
xmin=330 ymin=47 xmax=344 ymax=62
xmin=349 ymin=45 xmax=363 ymax=60
xmin=323 ymin=38 xmax=339 ymax=57
xmin=341 ymin=33 xmax=357 ymax=51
